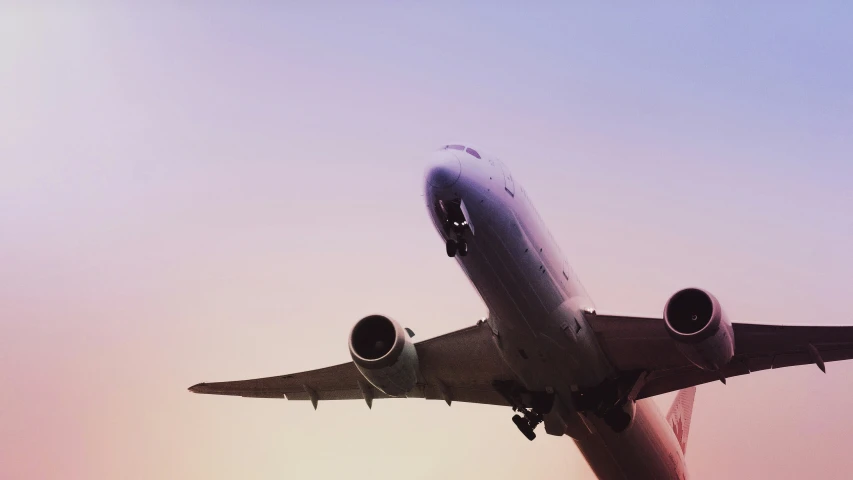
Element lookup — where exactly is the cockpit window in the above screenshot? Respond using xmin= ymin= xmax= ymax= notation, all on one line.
xmin=441 ymin=144 xmax=481 ymax=159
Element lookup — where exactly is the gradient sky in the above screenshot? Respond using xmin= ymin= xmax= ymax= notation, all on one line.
xmin=2 ymin=3 xmax=852 ymax=479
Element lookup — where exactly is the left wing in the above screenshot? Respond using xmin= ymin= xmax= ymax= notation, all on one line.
xmin=189 ymin=321 xmax=516 ymax=407
xmin=588 ymin=314 xmax=853 ymax=399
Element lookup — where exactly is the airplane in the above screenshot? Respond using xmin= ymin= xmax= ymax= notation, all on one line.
xmin=190 ymin=144 xmax=853 ymax=479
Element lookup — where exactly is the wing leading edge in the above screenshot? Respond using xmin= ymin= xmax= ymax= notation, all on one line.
xmin=588 ymin=314 xmax=853 ymax=399
xmin=189 ymin=321 xmax=517 ymax=408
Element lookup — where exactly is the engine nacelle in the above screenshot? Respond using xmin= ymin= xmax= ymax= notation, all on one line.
xmin=663 ymin=288 xmax=734 ymax=371
xmin=348 ymin=314 xmax=420 ymax=397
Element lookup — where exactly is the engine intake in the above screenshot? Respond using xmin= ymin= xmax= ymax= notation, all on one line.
xmin=665 ymin=288 xmax=716 ymax=336
xmin=664 ymin=288 xmax=734 ymax=371
xmin=349 ymin=315 xmax=420 ymax=397
xmin=351 ymin=315 xmax=400 ymax=361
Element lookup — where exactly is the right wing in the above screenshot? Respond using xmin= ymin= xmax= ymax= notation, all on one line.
xmin=189 ymin=321 xmax=517 ymax=407
xmin=588 ymin=314 xmax=853 ymax=399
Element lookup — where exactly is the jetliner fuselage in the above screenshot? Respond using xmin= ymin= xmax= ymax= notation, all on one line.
xmin=424 ymin=146 xmax=688 ymax=479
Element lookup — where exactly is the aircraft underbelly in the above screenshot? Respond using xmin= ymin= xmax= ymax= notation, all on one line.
xmin=573 ymin=400 xmax=689 ymax=480
xmin=456 ymin=199 xmax=686 ymax=480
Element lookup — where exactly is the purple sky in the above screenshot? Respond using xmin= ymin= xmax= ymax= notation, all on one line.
xmin=2 ymin=4 xmax=852 ymax=479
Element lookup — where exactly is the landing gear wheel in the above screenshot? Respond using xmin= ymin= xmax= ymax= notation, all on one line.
xmin=458 ymin=240 xmax=468 ymax=257
xmin=603 ymin=408 xmax=632 ymax=433
xmin=512 ymin=414 xmax=536 ymax=441
xmin=445 ymin=239 xmax=458 ymax=257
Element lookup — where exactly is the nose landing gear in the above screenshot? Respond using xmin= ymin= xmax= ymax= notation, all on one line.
xmin=446 ymin=239 xmax=457 ymax=257
xmin=436 ymin=198 xmax=471 ymax=258
xmin=445 ymin=239 xmax=468 ymax=257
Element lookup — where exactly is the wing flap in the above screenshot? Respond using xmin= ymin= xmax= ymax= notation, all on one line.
xmin=422 ymin=385 xmax=509 ymax=406
xmin=637 ymin=361 xmax=751 ymax=399
xmin=188 ymin=362 xmax=383 ymax=400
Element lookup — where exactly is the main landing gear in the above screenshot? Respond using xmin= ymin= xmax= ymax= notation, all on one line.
xmin=570 ymin=374 xmax=642 ymax=433
xmin=446 ymin=238 xmax=468 ymax=257
xmin=512 ymin=407 xmax=544 ymax=441
xmin=493 ymin=380 xmax=553 ymax=441
xmin=602 ymin=403 xmax=632 ymax=432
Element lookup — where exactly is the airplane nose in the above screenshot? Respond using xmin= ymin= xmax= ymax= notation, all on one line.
xmin=425 ymin=152 xmax=461 ymax=189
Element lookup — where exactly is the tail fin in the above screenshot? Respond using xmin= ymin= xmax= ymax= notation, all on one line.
xmin=666 ymin=387 xmax=696 ymax=455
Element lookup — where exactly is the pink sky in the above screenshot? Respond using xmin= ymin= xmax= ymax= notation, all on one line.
xmin=2 ymin=4 xmax=852 ymax=479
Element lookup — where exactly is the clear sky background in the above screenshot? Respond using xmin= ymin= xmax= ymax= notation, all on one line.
xmin=2 ymin=3 xmax=852 ymax=479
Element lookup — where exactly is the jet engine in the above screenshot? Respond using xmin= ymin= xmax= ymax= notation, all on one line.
xmin=348 ymin=314 xmax=420 ymax=397
xmin=663 ymin=288 xmax=734 ymax=371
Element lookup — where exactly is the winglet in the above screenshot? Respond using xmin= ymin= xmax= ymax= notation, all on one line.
xmin=666 ymin=387 xmax=696 ymax=455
